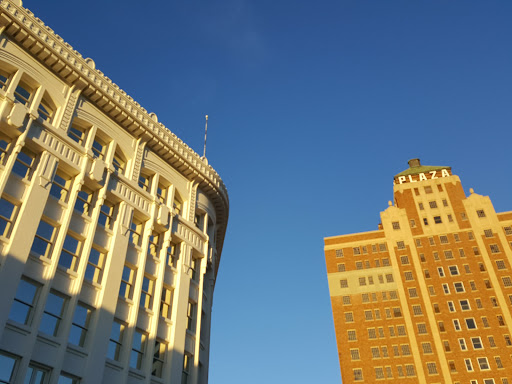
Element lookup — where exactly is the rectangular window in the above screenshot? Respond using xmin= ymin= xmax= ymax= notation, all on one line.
xmin=465 ymin=318 xmax=477 ymax=329
xmin=347 ymin=330 xmax=357 ymax=341
xmin=148 ymin=232 xmax=161 ymax=258
xmin=359 ymin=277 xmax=366 ymax=286
xmin=368 ymin=328 xmax=377 ymax=339
xmin=138 ymin=174 xmax=151 ymax=192
xmin=488 ymin=336 xmax=496 ymax=347
xmin=454 ymin=282 xmax=465 ymax=293
xmin=85 ymin=246 xmax=107 ymax=285
xmin=31 ymin=218 xmax=59 ymax=258
xmin=434 ymin=216 xmax=442 ymax=224
xmin=14 ymin=81 xmax=32 ymax=105
xmin=392 ymin=221 xmax=400 ymax=230
xmin=49 ymin=171 xmax=71 ymax=202
xmin=482 ymin=317 xmax=490 ymax=328
xmin=438 ymin=267 xmax=445 ymax=277
xmin=496 ymin=260 xmax=506 ymax=270
xmin=0 ymin=195 xmax=19 ymax=238
xmin=9 ymin=278 xmax=40 ymax=325
xmin=98 ymin=202 xmax=115 ymax=229
xmin=69 ymin=303 xmax=92 ymax=347
xmin=152 ymin=340 xmax=166 ymax=378
xmin=107 ymin=320 xmax=125 ymax=361
xmin=0 ymin=352 xmax=18 ymax=384
xmin=442 ymin=283 xmax=450 ymax=294
xmin=412 ymin=305 xmax=422 ymax=316
xmin=429 ymin=201 xmax=438 ymax=209
xmin=404 ymin=271 xmax=413 ymax=281
xmin=337 ymin=263 xmax=345 ymax=272
xmin=453 ymin=319 xmax=461 ymax=331
xmin=24 ymin=364 xmax=50 ymax=384
xmin=379 ymin=243 xmax=386 ymax=252
xmin=444 ymin=250 xmax=454 ymax=259
xmin=58 ymin=233 xmax=82 ymax=272
xmin=187 ymin=301 xmax=197 ymax=332
xmin=160 ymin=286 xmax=174 ymax=320
xmin=397 ymin=325 xmax=406 ymax=336
xmin=68 ymin=124 xmax=87 ymax=145
xmin=342 ymin=296 xmax=351 ymax=305
xmin=495 ymin=356 xmax=503 ymax=369
xmin=490 ymin=244 xmax=500 ymax=254
xmin=484 ymin=229 xmax=493 ymax=237
xmin=40 ymin=291 xmax=67 ymax=336
xmin=465 ymin=358 xmax=473 ymax=372
xmin=423 ymin=218 xmax=428 ymax=225
xmin=340 ymin=279 xmax=348 ymax=288
xmin=140 ymin=275 xmax=155 ymax=310
xmin=422 ymin=342 xmax=432 ymax=354
xmin=370 ymin=347 xmax=380 ymax=358
xmin=130 ymin=330 xmax=147 ymax=370
xmin=375 ymin=367 xmax=384 ymax=379
xmin=459 ymin=338 xmax=467 ymax=351
xmin=426 ymin=362 xmax=437 ymax=375
xmin=350 ymin=349 xmax=360 ymax=360
xmin=397 ymin=241 xmax=405 ymax=249
xmin=408 ymin=288 xmax=418 ymax=298
xmin=120 ymin=264 xmax=136 ymax=300
xmin=459 ymin=299 xmax=470 ymax=311
xmin=505 ymin=226 xmax=512 ymax=235
xmin=417 ymin=323 xmax=427 ymax=334
xmin=477 ymin=209 xmax=486 ymax=218
xmin=355 ymin=261 xmax=363 ymax=270
xmin=74 ymin=187 xmax=93 ymax=216
xmin=477 ymin=357 xmax=490 ymax=370
xmin=335 ymin=249 xmax=344 ymax=258
xmin=454 ymin=233 xmax=460 ymax=241
xmin=353 ymin=369 xmax=363 ymax=382
xmin=448 ymin=301 xmax=455 ymax=312
xmin=353 ymin=247 xmax=361 ymax=255
xmin=128 ymin=218 xmax=143 ymax=247
xmin=471 ymin=337 xmax=483 ymax=349
xmin=502 ymin=277 xmax=512 ymax=287
xmin=449 ymin=265 xmax=459 ymax=275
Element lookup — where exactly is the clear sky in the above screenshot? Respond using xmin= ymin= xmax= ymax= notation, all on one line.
xmin=25 ymin=0 xmax=512 ymax=383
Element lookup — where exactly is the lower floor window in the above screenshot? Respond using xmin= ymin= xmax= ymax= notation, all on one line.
xmin=0 ymin=352 xmax=18 ymax=383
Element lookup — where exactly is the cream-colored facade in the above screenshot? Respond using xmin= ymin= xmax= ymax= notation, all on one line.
xmin=325 ymin=159 xmax=512 ymax=384
xmin=0 ymin=1 xmax=229 ymax=383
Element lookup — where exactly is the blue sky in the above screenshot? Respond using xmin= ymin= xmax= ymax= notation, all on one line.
xmin=26 ymin=1 xmax=512 ymax=382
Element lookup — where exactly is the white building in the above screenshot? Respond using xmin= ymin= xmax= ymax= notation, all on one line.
xmin=0 ymin=1 xmax=229 ymax=383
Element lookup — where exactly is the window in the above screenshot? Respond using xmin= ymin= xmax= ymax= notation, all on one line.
xmin=416 ymin=239 xmax=422 ymax=247
xmin=107 ymin=320 xmax=124 ymax=361
xmin=182 ymin=354 xmax=192 ymax=384
xmin=429 ymin=201 xmax=438 ymax=209
xmin=444 ymin=250 xmax=453 ymax=259
xmin=484 ymin=229 xmax=493 ymax=238
xmin=460 ymin=300 xmax=470 ymax=311
xmin=112 ymin=149 xmax=126 ymax=174
xmin=58 ymin=373 xmax=80 ymax=384
xmin=459 ymin=338 xmax=467 ymax=350
xmin=470 ymin=281 xmax=477 ymax=291
xmin=166 ymin=242 xmax=180 ymax=268
xmin=9 ymin=278 xmax=40 ymax=325
xmin=58 ymin=233 xmax=82 ymax=272
xmin=490 ymin=244 xmax=500 ymax=254
xmin=417 ymin=323 xmax=427 ymax=334
xmin=423 ymin=218 xmax=428 ymax=225
xmin=0 ymin=196 xmax=19 ymax=238
xmin=355 ymin=261 xmax=363 ymax=270
xmin=0 ymin=352 xmax=18 ymax=383
xmin=488 ymin=336 xmax=496 ymax=347
xmin=428 ymin=237 xmax=435 ymax=245
xmin=85 ymin=246 xmax=106 ymax=284
xmin=69 ymin=303 xmax=92 ymax=347
xmin=158 ymin=286 xmax=174 ymax=320
xmin=437 ymin=267 xmax=445 ymax=277
xmin=152 ymin=340 xmax=166 ymax=378
xmin=37 ymin=94 xmax=54 ymax=122
xmin=442 ymin=198 xmax=448 ymax=206
xmin=465 ymin=358 xmax=474 ymax=372
xmin=364 ymin=310 xmax=372 ymax=321
xmin=422 ymin=342 xmax=432 ymax=354
xmin=0 ymin=137 xmax=10 ymax=164
xmin=128 ymin=218 xmax=143 ymax=247
xmin=449 ymin=265 xmax=459 ymax=275
xmin=385 ymin=274 xmax=393 ymax=283
xmin=408 ymin=288 xmax=418 ymax=298
xmin=359 ymin=277 xmax=366 ymax=286
xmin=482 ymin=317 xmax=490 ymax=328
xmin=68 ymin=123 xmax=87 ymax=145
xmin=426 ymin=362 xmax=438 ymax=375
xmin=453 ymin=319 xmax=461 ymax=331
xmin=40 ymin=291 xmax=67 ymax=336
xmin=496 ymin=260 xmax=507 ymax=270
xmin=448 ymin=301 xmax=455 ymax=312
xmin=477 ymin=209 xmax=486 ymax=218
xmin=371 ymin=347 xmax=380 ymax=358
xmin=392 ymin=221 xmax=400 ymax=230
xmin=438 ymin=321 xmax=445 ymax=332
xmin=347 ymin=330 xmax=357 ymax=341
xmin=50 ymin=171 xmax=71 ymax=202
xmin=424 ymin=186 xmax=433 ymax=194
xmin=353 ymin=369 xmax=363 ymax=381
xmin=434 ymin=303 xmax=440 ymax=313
xmin=464 ymin=264 xmax=471 ymax=274
xmin=495 ymin=356 xmax=503 ymax=369
xmin=368 ymin=328 xmax=377 ymax=339
xmin=350 ymin=349 xmax=360 ymax=360
xmin=401 ymin=344 xmax=411 ymax=355
xmin=484 ymin=279 xmax=491 ymax=289
xmin=491 ymin=297 xmax=498 ymax=307
xmin=412 ymin=305 xmax=422 ymax=316
xmin=74 ymin=187 xmax=93 ymax=216
xmin=337 ymin=263 xmax=345 ymax=272
xmin=434 ymin=216 xmax=442 ymax=224
xmin=397 ymin=366 xmax=404 ymax=377
xmin=397 ymin=325 xmax=406 ymax=336
xmin=130 ymin=329 xmax=147 ymax=370
xmin=342 ymin=296 xmax=351 ymax=305
xmin=505 ymin=335 xmax=512 ymax=346
xmin=120 ymin=264 xmax=136 ymax=300
xmin=397 ymin=241 xmax=405 ymax=249
xmin=0 ymin=69 xmax=10 ymax=90
xmin=345 ymin=312 xmax=354 ymax=322
xmin=98 ymin=202 xmax=115 ymax=229
xmin=442 ymin=283 xmax=450 ymax=294
xmin=410 ymin=219 xmax=416 ymax=227
xmin=382 ymin=258 xmax=390 ymax=266
xmin=388 ymin=326 xmax=395 ymax=336
xmin=379 ymin=243 xmax=386 ymax=252
xmin=187 ymin=301 xmax=196 ymax=332
xmin=12 ymin=148 xmax=36 ymax=180
xmin=375 ymin=367 xmax=384 ymax=379
xmin=353 ymin=247 xmax=361 ymax=255
xmin=466 ymin=318 xmax=477 ymax=329
xmin=454 ymin=233 xmax=460 ymax=241
xmin=503 ymin=277 xmax=512 ymax=287
xmin=433 ymin=252 xmax=439 ymax=260
xmin=24 ymin=364 xmax=50 ymax=384
xmin=454 ymin=282 xmax=465 ymax=293
xmin=156 ymin=182 xmax=168 ymax=204
xmin=448 ymin=360 xmax=456 ymax=372
xmin=148 ymin=232 xmax=161 ymax=258
xmin=505 ymin=226 xmax=512 ymax=235
xmin=140 ymin=275 xmax=155 ymax=310
xmin=477 ymin=357 xmax=490 ymax=370
xmin=471 ymin=337 xmax=483 ymax=349
xmin=404 ymin=271 xmax=413 ymax=281
xmin=425 ymin=270 xmax=431 ymax=279
xmin=13 ymin=81 xmax=32 ymax=105
xmin=138 ymin=174 xmax=151 ymax=192
xmin=335 ymin=249 xmax=344 ymax=258
xmin=340 ymin=279 xmax=348 ymax=288
xmin=497 ymin=315 xmax=505 ymax=326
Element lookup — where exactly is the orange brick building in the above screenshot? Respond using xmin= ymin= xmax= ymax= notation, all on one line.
xmin=324 ymin=159 xmax=512 ymax=384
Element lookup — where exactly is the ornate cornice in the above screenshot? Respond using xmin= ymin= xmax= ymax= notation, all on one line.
xmin=0 ymin=0 xmax=229 ymax=272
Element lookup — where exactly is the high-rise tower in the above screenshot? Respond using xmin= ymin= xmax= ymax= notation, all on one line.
xmin=324 ymin=159 xmax=512 ymax=384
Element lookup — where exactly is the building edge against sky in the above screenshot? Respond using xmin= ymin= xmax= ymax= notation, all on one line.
xmin=324 ymin=159 xmax=512 ymax=383
xmin=0 ymin=0 xmax=229 ymax=383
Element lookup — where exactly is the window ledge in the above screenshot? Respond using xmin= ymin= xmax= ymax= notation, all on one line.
xmin=128 ymin=368 xmax=146 ymax=380
xmin=83 ymin=279 xmax=102 ymax=291
xmin=105 ymin=358 xmax=123 ymax=372
xmin=160 ymin=316 xmax=173 ymax=325
xmin=66 ymin=343 xmax=88 ymax=358
xmin=119 ymin=296 xmax=134 ymax=306
xmin=5 ymin=320 xmax=31 ymax=336
xmin=37 ymin=332 xmax=61 ymax=347
xmin=140 ymin=307 xmax=154 ymax=316
xmin=56 ymin=265 xmax=79 ymax=278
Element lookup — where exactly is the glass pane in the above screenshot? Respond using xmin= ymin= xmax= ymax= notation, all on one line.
xmin=9 ymin=300 xmax=30 ymax=324
xmin=0 ymin=354 xmax=16 ymax=382
xmin=40 ymin=313 xmax=59 ymax=335
xmin=36 ymin=221 xmax=54 ymax=241
xmin=46 ymin=293 xmax=65 ymax=315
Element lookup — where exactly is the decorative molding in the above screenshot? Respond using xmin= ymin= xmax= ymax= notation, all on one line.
xmin=31 ymin=124 xmax=82 ymax=168
xmin=109 ymin=174 xmax=151 ymax=218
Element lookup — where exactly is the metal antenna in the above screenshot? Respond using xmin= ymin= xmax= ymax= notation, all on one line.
xmin=202 ymin=115 xmax=208 ymax=159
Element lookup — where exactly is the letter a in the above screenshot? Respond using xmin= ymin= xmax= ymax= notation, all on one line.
xmin=441 ymin=169 xmax=450 ymax=178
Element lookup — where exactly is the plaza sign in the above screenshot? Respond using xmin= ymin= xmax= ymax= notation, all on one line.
xmin=395 ymin=169 xmax=451 ymax=185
